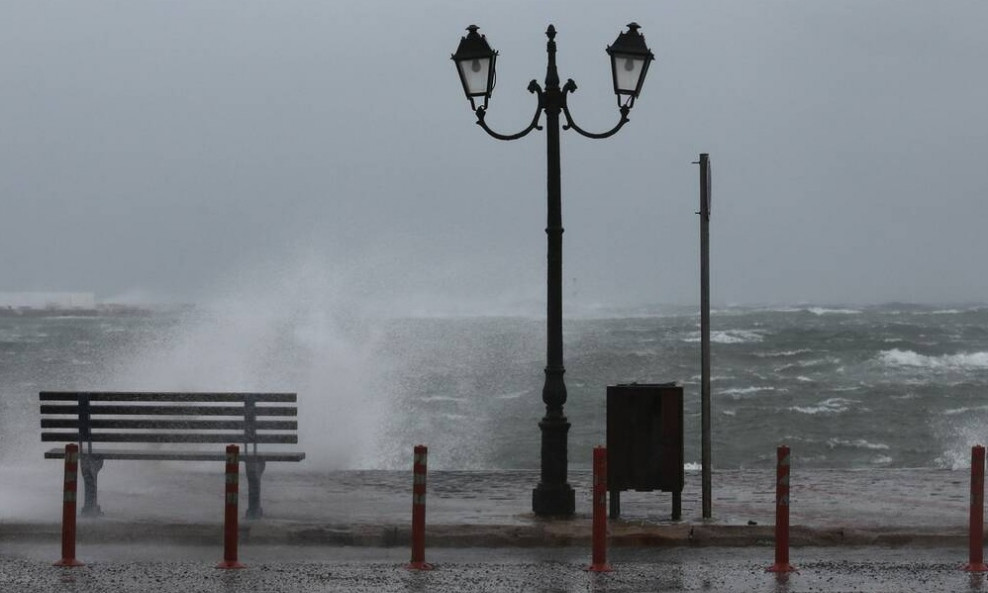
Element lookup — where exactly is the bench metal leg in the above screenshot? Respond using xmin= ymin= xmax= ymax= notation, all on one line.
xmin=609 ymin=489 xmax=620 ymax=519
xmin=672 ymin=490 xmax=682 ymax=521
xmin=80 ymin=456 xmax=104 ymax=518
xmin=245 ymin=458 xmax=266 ymax=520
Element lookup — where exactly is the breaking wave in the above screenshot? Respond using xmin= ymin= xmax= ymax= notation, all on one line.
xmin=790 ymin=397 xmax=857 ymax=415
xmin=878 ymin=349 xmax=988 ymax=370
xmin=943 ymin=405 xmax=988 ymax=416
xmin=720 ymin=386 xmax=779 ymax=399
xmin=755 ymin=349 xmax=813 ymax=358
xmin=683 ymin=330 xmax=764 ymax=344
xmin=805 ymin=307 xmax=862 ymax=316
xmin=826 ymin=438 xmax=890 ymax=451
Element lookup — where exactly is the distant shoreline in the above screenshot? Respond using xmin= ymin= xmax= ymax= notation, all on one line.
xmin=0 ymin=304 xmax=183 ymax=318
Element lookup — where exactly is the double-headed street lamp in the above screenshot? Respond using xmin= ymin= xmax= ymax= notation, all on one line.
xmin=452 ymin=24 xmax=654 ymax=517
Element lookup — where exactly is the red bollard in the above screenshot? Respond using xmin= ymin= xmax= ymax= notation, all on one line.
xmin=54 ymin=443 xmax=84 ymax=567
xmin=964 ymin=445 xmax=988 ymax=572
xmin=587 ymin=446 xmax=612 ymax=572
xmin=406 ymin=444 xmax=434 ymax=570
xmin=216 ymin=445 xmax=245 ymax=569
xmin=767 ymin=445 xmax=796 ymax=573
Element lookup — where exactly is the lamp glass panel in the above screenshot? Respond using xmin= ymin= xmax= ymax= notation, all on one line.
xmin=612 ymin=54 xmax=646 ymax=94
xmin=458 ymin=57 xmax=492 ymax=96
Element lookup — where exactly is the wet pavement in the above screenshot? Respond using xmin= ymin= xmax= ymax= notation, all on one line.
xmin=2 ymin=464 xmax=986 ymax=591
xmin=2 ymin=544 xmax=987 ymax=592
xmin=0 ymin=464 xmax=977 ymax=547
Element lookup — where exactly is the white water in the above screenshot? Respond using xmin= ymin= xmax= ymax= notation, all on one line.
xmin=105 ymin=254 xmax=393 ymax=469
xmin=878 ymin=349 xmax=988 ymax=370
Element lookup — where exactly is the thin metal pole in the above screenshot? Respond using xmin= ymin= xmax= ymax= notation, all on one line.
xmin=965 ymin=445 xmax=988 ymax=572
xmin=767 ymin=445 xmax=796 ymax=573
xmin=55 ymin=443 xmax=84 ymax=567
xmin=406 ymin=445 xmax=434 ymax=570
xmin=587 ymin=446 xmax=612 ymax=572
xmin=216 ymin=444 xmax=245 ymax=569
xmin=698 ymin=153 xmax=712 ymax=520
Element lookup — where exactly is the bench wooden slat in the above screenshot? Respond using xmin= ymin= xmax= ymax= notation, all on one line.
xmin=40 ymin=391 xmax=297 ymax=403
xmin=41 ymin=419 xmax=298 ymax=431
xmin=43 ymin=447 xmax=306 ymax=462
xmin=40 ymin=405 xmax=298 ymax=417
xmin=42 ymin=432 xmax=299 ymax=444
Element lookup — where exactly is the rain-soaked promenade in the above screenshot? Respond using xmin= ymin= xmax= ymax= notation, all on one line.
xmin=2 ymin=465 xmax=987 ymax=591
xmin=0 ymin=466 xmax=977 ymax=545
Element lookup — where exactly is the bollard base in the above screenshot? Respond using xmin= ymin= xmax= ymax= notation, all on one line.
xmin=54 ymin=558 xmax=85 ymax=567
xmin=587 ymin=563 xmax=613 ymax=573
xmin=963 ymin=563 xmax=988 ymax=572
xmin=216 ymin=561 xmax=247 ymax=570
xmin=767 ymin=563 xmax=797 ymax=573
xmin=405 ymin=562 xmax=435 ymax=571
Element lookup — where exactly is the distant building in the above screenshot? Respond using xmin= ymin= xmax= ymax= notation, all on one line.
xmin=0 ymin=292 xmax=96 ymax=309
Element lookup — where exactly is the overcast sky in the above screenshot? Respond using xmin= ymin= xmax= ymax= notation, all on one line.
xmin=2 ymin=1 xmax=986 ymax=313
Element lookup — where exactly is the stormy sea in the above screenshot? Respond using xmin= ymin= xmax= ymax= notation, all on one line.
xmin=1 ymin=303 xmax=986 ymax=472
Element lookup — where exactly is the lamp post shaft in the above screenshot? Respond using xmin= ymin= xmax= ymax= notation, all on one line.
xmin=532 ymin=24 xmax=575 ymax=517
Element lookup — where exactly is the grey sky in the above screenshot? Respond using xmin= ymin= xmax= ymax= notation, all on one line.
xmin=2 ymin=1 xmax=986 ymax=312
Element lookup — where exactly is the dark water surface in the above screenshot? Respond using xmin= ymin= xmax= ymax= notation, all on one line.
xmin=3 ymin=304 xmax=987 ymax=470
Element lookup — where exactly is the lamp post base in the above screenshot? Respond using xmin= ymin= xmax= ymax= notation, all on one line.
xmin=532 ymin=482 xmax=575 ymax=517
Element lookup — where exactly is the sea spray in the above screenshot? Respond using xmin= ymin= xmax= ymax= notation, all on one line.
xmin=5 ymin=301 xmax=988 ymax=470
xmin=105 ymin=255 xmax=393 ymax=469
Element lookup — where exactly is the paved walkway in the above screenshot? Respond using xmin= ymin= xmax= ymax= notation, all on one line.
xmin=3 ymin=544 xmax=985 ymax=593
xmin=0 ymin=464 xmax=975 ymax=546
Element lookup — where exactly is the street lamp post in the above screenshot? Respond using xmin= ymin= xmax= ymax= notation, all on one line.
xmin=452 ymin=23 xmax=654 ymax=517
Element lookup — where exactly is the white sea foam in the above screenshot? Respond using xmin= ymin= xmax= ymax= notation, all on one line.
xmin=775 ymin=357 xmax=838 ymax=372
xmin=689 ymin=375 xmax=734 ymax=382
xmin=805 ymin=307 xmax=862 ymax=316
xmin=682 ymin=330 xmax=764 ymax=344
xmin=878 ymin=349 xmax=988 ymax=370
xmin=631 ymin=349 xmax=660 ymax=357
xmin=826 ymin=438 xmax=890 ymax=451
xmin=943 ymin=405 xmax=988 ymax=416
xmin=720 ymin=386 xmax=777 ymax=399
xmin=890 ymin=392 xmax=918 ymax=400
xmin=755 ymin=349 xmax=812 ymax=358
xmin=495 ymin=390 xmax=527 ymax=400
xmin=789 ymin=397 xmax=857 ymax=415
xmin=721 ymin=305 xmax=859 ymax=315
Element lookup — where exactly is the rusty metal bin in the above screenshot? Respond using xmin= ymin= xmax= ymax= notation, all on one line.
xmin=606 ymin=383 xmax=684 ymax=520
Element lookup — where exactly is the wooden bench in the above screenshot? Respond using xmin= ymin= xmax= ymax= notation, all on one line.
xmin=40 ymin=391 xmax=305 ymax=519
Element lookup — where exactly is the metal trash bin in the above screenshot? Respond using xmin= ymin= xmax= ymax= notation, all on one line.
xmin=606 ymin=383 xmax=684 ymax=520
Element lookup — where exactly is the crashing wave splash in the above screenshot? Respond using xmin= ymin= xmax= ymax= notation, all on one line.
xmin=879 ymin=349 xmax=988 ymax=370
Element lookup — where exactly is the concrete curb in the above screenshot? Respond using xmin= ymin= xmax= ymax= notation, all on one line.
xmin=0 ymin=521 xmax=972 ymax=548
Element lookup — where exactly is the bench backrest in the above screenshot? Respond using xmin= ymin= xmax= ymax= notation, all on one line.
xmin=40 ymin=392 xmax=299 ymax=450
